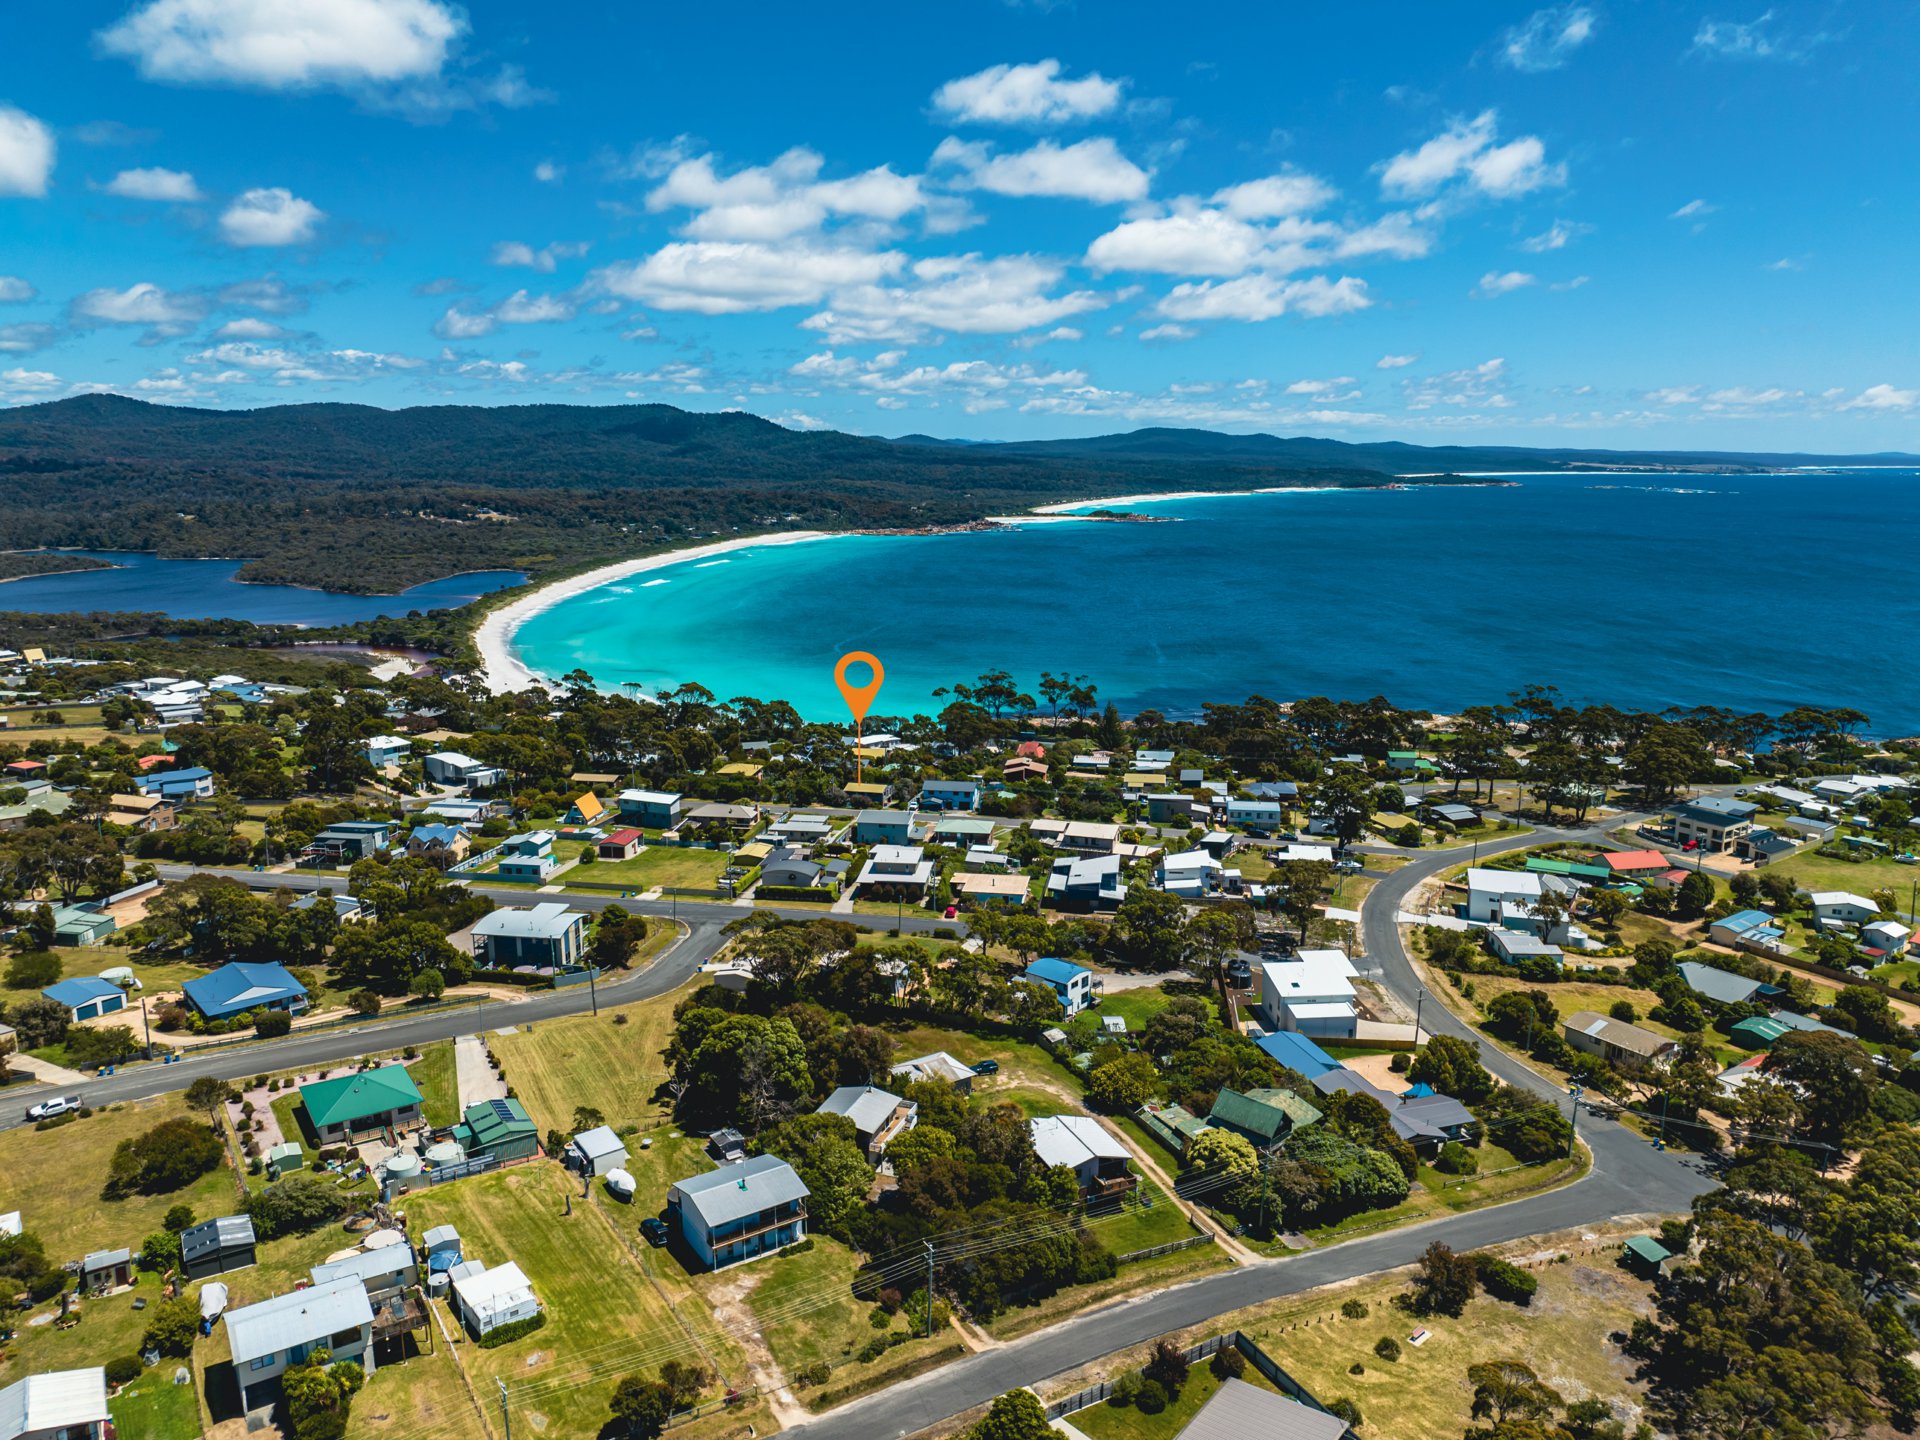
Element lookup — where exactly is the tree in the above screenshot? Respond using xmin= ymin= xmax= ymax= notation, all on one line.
xmin=1270 ymin=861 xmax=1333 ymax=943
xmin=103 ymin=1117 xmax=224 ymax=1198
xmin=163 ymin=1204 xmax=197 ymax=1233
xmin=142 ymin=1296 xmax=199 ymax=1358
xmin=1182 ymin=1128 xmax=1261 ymax=1214
xmin=66 ymin=1024 xmax=139 ymax=1068
xmin=754 ymin=1114 xmax=870 ymax=1241
xmin=658 ymin=1360 xmax=712 ymax=1410
xmin=4 ymin=950 xmax=60 ymax=989
xmin=1085 ymin=1053 xmax=1159 ymax=1112
xmin=1467 ymin=1360 xmax=1563 ymax=1424
xmin=348 ymin=989 xmax=383 ymax=1016
xmin=407 ymin=969 xmax=444 ymax=1001
xmin=1766 ymin=1029 xmax=1873 ymax=1147
xmin=283 ymin=1348 xmax=364 ymax=1440
xmin=246 ymin=1175 xmax=348 ymax=1239
xmin=1407 ymin=1034 xmax=1496 ymax=1103
xmin=590 ymin=906 xmax=648 ymax=969
xmin=139 ymin=1229 xmax=181 ymax=1272
xmin=183 ymin=1076 xmax=234 ymax=1122
xmin=609 ymin=1375 xmax=674 ymax=1437
xmin=1674 ymin=870 xmax=1714 ymax=921
xmin=1411 ymin=1241 xmax=1479 ymax=1317
xmin=971 ymin=1388 xmax=1052 ymax=1440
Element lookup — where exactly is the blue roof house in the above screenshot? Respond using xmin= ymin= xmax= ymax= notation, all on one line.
xmin=136 ymin=766 xmax=214 ymax=801
xmin=918 ymin=779 xmax=981 ymax=811
xmin=1021 ymin=957 xmax=1094 ymax=1016
xmin=182 ymin=961 xmax=311 ymax=1021
xmin=43 ymin=976 xmax=128 ymax=1022
xmin=1254 ymin=1030 xmax=1343 ymax=1078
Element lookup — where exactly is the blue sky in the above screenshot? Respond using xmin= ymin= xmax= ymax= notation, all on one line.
xmin=1 ymin=0 xmax=1915 ymax=448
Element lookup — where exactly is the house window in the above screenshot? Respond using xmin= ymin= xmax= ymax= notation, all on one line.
xmin=250 ymin=1353 xmax=277 ymax=1370
xmin=331 ymin=1327 xmax=361 ymax=1348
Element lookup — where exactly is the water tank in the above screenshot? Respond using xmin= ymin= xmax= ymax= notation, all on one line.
xmin=423 ymin=1141 xmax=466 ymax=1167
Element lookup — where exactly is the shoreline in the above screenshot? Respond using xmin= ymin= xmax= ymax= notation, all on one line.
xmin=474 ymin=531 xmax=833 ymax=693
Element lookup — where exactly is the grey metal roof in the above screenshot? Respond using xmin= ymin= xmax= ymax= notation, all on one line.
xmin=1177 ymin=1377 xmax=1349 ymax=1440
xmin=472 ymin=902 xmax=584 ymax=941
xmin=816 ymin=1085 xmax=903 ymax=1135
xmin=671 ymin=1153 xmax=809 ymax=1227
xmin=311 ymin=1246 xmax=416 ymax=1288
xmin=225 ymin=1277 xmax=373 ymax=1365
xmin=82 ymin=1248 xmax=131 ymax=1270
xmin=180 ymin=1215 xmax=255 ymax=1264
xmin=570 ymin=1125 xmax=627 ymax=1160
xmin=1678 ymin=960 xmax=1772 ymax=1004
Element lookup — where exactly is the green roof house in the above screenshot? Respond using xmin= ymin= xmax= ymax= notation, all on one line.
xmin=1136 ymin=1100 xmax=1211 ymax=1156
xmin=299 ymin=1065 xmax=424 ymax=1145
xmin=453 ymin=1098 xmax=540 ymax=1163
xmin=1207 ymin=1086 xmax=1322 ymax=1146
xmin=1730 ymin=1015 xmax=1791 ymax=1049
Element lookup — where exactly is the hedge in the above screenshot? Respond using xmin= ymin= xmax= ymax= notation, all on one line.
xmin=477 ymin=1311 xmax=547 ymax=1348
xmin=470 ymin=969 xmax=554 ymax=989
xmin=757 ymin=885 xmax=839 ymax=903
xmin=1472 ymin=1253 xmax=1538 ymax=1305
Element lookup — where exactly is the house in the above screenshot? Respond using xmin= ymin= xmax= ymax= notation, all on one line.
xmin=422 ymin=751 xmax=505 ymax=790
xmin=1176 ymin=1375 xmax=1351 ymax=1440
xmin=298 ymin=1065 xmax=424 ymax=1146
xmin=311 ymin=1244 xmax=418 ymax=1300
xmin=567 ymin=1125 xmax=629 ymax=1177
xmin=566 ymin=791 xmax=606 ymax=825
xmin=1678 ymin=960 xmax=1781 ymax=1006
xmin=1710 ymin=909 xmax=1789 ymax=953
xmin=668 ymin=1154 xmax=810 ymax=1270
xmin=1741 ymin=828 xmax=1800 ymax=865
xmin=1562 ymin=1011 xmax=1677 ymax=1066
xmin=80 ymin=1249 xmax=133 ymax=1292
xmin=183 ymin=961 xmax=310 ymax=1022
xmin=816 ymin=1085 xmax=917 ymax=1160
xmin=1022 ymin=957 xmax=1094 ymax=1016
xmin=853 ymin=809 xmax=915 ymax=845
xmin=890 ymin=1051 xmax=975 ymax=1095
xmin=494 ymin=830 xmax=558 ymax=882
xmin=1253 ymin=1029 xmax=1344 ymax=1079
xmin=1270 ymin=843 xmax=1338 ymax=865
xmin=363 ymin=735 xmax=412 ymax=767
xmin=1598 ymin=849 xmax=1669 ymax=878
xmin=1056 ymin=820 xmax=1123 ymax=854
xmin=1730 ymin=1015 xmax=1791 ymax=1048
xmin=919 ymin=778 xmax=981 ymax=810
xmin=854 ymin=844 xmax=934 ymax=897
xmin=952 ymin=872 xmax=1029 ymax=907
xmin=1623 ymin=1234 xmax=1676 ymax=1280
xmin=1811 ymin=891 xmax=1878 ymax=926
xmin=964 ymin=844 xmax=1015 ymax=872
xmin=1136 ymin=749 xmax=1175 ymax=767
xmin=406 ymin=823 xmax=472 ymax=867
xmin=311 ymin=821 xmax=394 ymax=862
xmin=1046 ymin=852 xmax=1128 ymax=908
xmin=597 ymin=827 xmax=644 ymax=862
xmin=1002 ymin=756 xmax=1049 ymax=783
xmin=423 ymin=797 xmax=495 ymax=827
xmin=684 ymin=802 xmax=759 ymax=833
xmin=762 ymin=849 xmax=830 ymax=890
xmin=136 ymin=765 xmax=215 ymax=801
xmin=616 ymin=789 xmax=682 ymax=828
xmin=450 ymin=1261 xmax=541 ymax=1339
xmin=1387 ymin=750 xmax=1423 ymax=772
xmin=41 ymin=976 xmax=126 ymax=1023
xmin=1225 ymin=797 xmax=1287 ymax=830
xmin=1028 ymin=1115 xmax=1133 ymax=1197
xmin=1666 ymin=796 xmax=1758 ymax=852
xmin=1487 ymin=929 xmax=1563 ymax=966
xmin=0 ymin=1369 xmax=111 ymax=1440
xmin=843 ymin=781 xmax=892 ymax=807
xmin=930 ymin=815 xmax=996 ymax=849
xmin=177 ymin=1221 xmax=255 ymax=1282
xmin=224 ymin=1277 xmax=376 ymax=1411
xmin=453 ymin=1098 xmax=540 ymax=1162
xmin=1310 ymin=1069 xmax=1476 ymax=1149
xmin=1147 ymin=792 xmax=1206 ymax=825
xmin=1864 ymin=919 xmax=1913 ymax=956
xmin=1258 ymin=951 xmax=1359 ymax=1039
xmin=1157 ymin=848 xmax=1222 ymax=898
xmin=707 ymin=1128 xmax=749 ymax=1165
xmin=1464 ymin=867 xmax=1542 ymax=923
xmin=1206 ymin=1086 xmax=1321 ymax=1147
xmin=49 ymin=906 xmax=116 ymax=948
xmin=764 ymin=812 xmax=833 ymax=847
xmin=104 ymin=792 xmax=174 ymax=831
xmin=471 ymin=903 xmax=588 ymax=970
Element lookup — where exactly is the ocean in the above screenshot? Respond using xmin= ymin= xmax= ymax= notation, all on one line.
xmin=517 ymin=468 xmax=1917 ymax=732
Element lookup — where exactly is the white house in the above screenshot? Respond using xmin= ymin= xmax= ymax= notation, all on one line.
xmin=471 ymin=903 xmax=587 ymax=969
xmin=449 ymin=1260 xmax=541 ymax=1339
xmin=0 ymin=1368 xmax=110 ymax=1440
xmin=1225 ymin=797 xmax=1286 ymax=830
xmin=225 ymin=1277 xmax=376 ymax=1412
xmin=1157 ymin=848 xmax=1222 ymax=898
xmin=1258 ymin=950 xmax=1358 ymax=1039
xmin=1811 ymin=891 xmax=1879 ymax=926
xmin=1863 ymin=919 xmax=1911 ymax=955
xmin=1028 ymin=1115 xmax=1133 ymax=1196
xmin=1046 ymin=852 xmax=1128 ymax=907
xmin=362 ymin=735 xmax=411 ymax=768
xmin=1465 ymin=867 xmax=1543 ymax=923
xmin=854 ymin=844 xmax=935 ymax=896
xmin=422 ymin=751 xmax=505 ymax=790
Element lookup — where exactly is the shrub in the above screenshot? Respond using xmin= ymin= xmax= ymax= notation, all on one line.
xmin=868 ymin=1306 xmax=892 ymax=1330
xmin=103 ymin=1118 xmax=223 ymax=1198
xmin=1433 ymin=1141 xmax=1478 ymax=1176
xmin=1374 ymin=1336 xmax=1401 ymax=1361
xmin=409 ymin=969 xmax=445 ymax=1001
xmin=476 ymin=1311 xmax=547 ymax=1349
xmin=1472 ymin=1253 xmax=1539 ymax=1306
xmin=801 ymin=1361 xmax=832 ymax=1386
xmin=1341 ymin=1298 xmax=1370 ymax=1320
xmin=5 ymin=951 xmax=61 ymax=990
xmin=253 ymin=1009 xmax=292 ymax=1038
xmin=1609 ymin=999 xmax=1638 ymax=1022
xmin=104 ymin=1355 xmax=143 ymax=1387
xmin=1389 ymin=1052 xmax=1411 ymax=1073
xmin=348 ymin=990 xmax=382 ymax=1017
xmin=1328 ymin=1397 xmax=1363 ymax=1427
xmin=162 ymin=1204 xmax=196 ymax=1233
xmin=143 ymin=1297 xmax=199 ymax=1357
xmin=1349 ymin=1362 xmax=1365 ymax=1375
xmin=1109 ymin=1371 xmax=1143 ymax=1407
xmin=1134 ymin=1378 xmax=1168 ymax=1414
xmin=1144 ymin=1339 xmax=1189 ymax=1393
xmin=1210 ymin=1346 xmax=1246 ymax=1380
xmin=856 ymin=1334 xmax=889 ymax=1363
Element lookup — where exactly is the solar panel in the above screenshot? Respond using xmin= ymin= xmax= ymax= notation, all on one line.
xmin=489 ymin=1099 xmax=515 ymax=1121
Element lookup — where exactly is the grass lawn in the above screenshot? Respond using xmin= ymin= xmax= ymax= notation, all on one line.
xmin=1088 ymin=985 xmax=1175 ymax=1036
xmin=487 ymin=987 xmax=682 ymax=1134
xmin=576 ymin=846 xmax=732 ymax=891
xmin=0 ymin=1268 xmax=174 ymax=1402
xmin=109 ymin=1366 xmax=205 ymax=1440
xmin=1070 ymin=1356 xmax=1289 ymax=1440
xmin=269 ymin=1090 xmax=314 ymax=1152
xmin=407 ymin=1041 xmax=459 ymax=1129
xmin=405 ymin=1163 xmax=739 ymax=1439
xmin=0 ymin=1095 xmax=240 ymax=1263
xmin=1773 ymin=849 xmax=1918 ymax=900
xmin=345 ymin=1336 xmax=481 ymax=1440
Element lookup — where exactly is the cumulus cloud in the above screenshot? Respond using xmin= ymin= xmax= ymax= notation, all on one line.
xmin=646 ymin=148 xmax=927 ymax=241
xmin=1086 ymin=207 xmax=1277 ymax=276
xmin=1156 ymin=273 xmax=1370 ymax=323
xmin=933 ymin=136 xmax=1150 ymax=204
xmin=932 ymin=59 xmax=1122 ymax=125
xmin=98 ymin=0 xmax=464 ymax=89
xmin=1138 ymin=323 xmax=1195 ymax=341
xmin=211 ymin=317 xmax=284 ymax=339
xmin=1476 ymin=269 xmax=1537 ymax=297
xmin=593 ymin=242 xmax=905 ymax=315
xmin=1520 ymin=219 xmax=1588 ymax=252
xmin=102 ymin=166 xmax=203 ymax=201
xmin=1379 ymin=110 xmax=1564 ymax=200
xmin=533 ymin=160 xmax=561 ymax=184
xmin=1211 ymin=171 xmax=1337 ymax=219
xmin=1404 ymin=357 xmax=1509 ymax=410
xmin=1376 ymin=353 xmax=1419 ymax=369
xmin=71 ymin=280 xmax=210 ymax=337
xmin=490 ymin=240 xmax=589 ymax=273
xmin=0 ymin=277 xmax=34 ymax=303
xmin=433 ymin=304 xmax=497 ymax=339
xmin=493 ymin=289 xmax=574 ymax=323
xmin=0 ymin=324 xmax=56 ymax=353
xmin=1498 ymin=6 xmax=1596 ymax=71
xmin=220 ymin=187 xmax=323 ymax=245
xmin=1841 ymin=383 xmax=1920 ymax=411
xmin=1285 ymin=376 xmax=1358 ymax=397
xmin=800 ymin=253 xmax=1105 ymax=343
xmin=1647 ymin=386 xmax=1700 ymax=405
xmin=1009 ymin=325 xmax=1083 ymax=349
xmin=0 ymin=106 xmax=56 ymax=197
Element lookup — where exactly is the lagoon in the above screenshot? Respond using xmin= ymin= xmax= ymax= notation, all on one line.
xmin=517 ymin=468 xmax=1918 ymax=731
xmin=0 ymin=552 xmax=525 ymax=625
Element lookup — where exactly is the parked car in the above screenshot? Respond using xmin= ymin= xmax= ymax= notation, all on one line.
xmin=640 ymin=1216 xmax=670 ymax=1247
xmin=943 ymin=904 xmax=958 ymax=920
xmin=970 ymin=1059 xmax=1000 ymax=1076
xmin=25 ymin=1095 xmax=81 ymax=1121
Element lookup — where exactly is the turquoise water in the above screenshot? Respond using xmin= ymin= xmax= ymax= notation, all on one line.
xmin=0 ymin=552 xmax=525 ymax=624
xmin=512 ymin=470 xmax=1920 ymax=732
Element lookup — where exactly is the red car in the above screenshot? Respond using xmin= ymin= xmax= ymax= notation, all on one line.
xmin=943 ymin=904 xmax=958 ymax=919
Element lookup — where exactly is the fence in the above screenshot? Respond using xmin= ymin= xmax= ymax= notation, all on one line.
xmin=1115 ymin=1234 xmax=1215 ymax=1265
xmin=1044 ymin=1330 xmax=1340 ymax=1426
xmin=550 ymin=966 xmax=603 ymax=990
xmin=382 ymin=1150 xmax=502 ymax=1201
xmin=449 ymin=843 xmax=505 ymax=875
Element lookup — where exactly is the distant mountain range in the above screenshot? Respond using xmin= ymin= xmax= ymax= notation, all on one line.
xmin=0 ymin=395 xmax=1909 ymax=595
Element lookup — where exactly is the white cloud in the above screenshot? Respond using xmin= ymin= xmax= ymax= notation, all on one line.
xmin=645 ymin=148 xmax=927 ymax=242
xmin=1692 ymin=12 xmax=1827 ymax=60
xmin=0 ymin=324 xmax=54 ymax=354
xmin=1476 ymin=269 xmax=1537 ymax=297
xmin=533 ymin=160 xmax=561 ymax=184
xmin=490 ymin=240 xmax=589 ymax=273
xmin=0 ymin=367 xmax=60 ymax=389
xmin=99 ymin=0 xmax=463 ymax=89
xmin=1498 ymin=6 xmax=1596 ymax=72
xmin=801 ymin=253 xmax=1104 ymax=342
xmin=1138 ymin=323 xmax=1195 ymax=341
xmin=788 ymin=350 xmax=1087 ymax=405
xmin=1333 ymin=211 xmax=1431 ymax=260
xmin=1840 ymin=383 xmax=1920 ymax=411
xmin=103 ymin=165 xmax=202 ymax=201
xmin=212 ymin=317 xmax=284 ymax=339
xmin=1704 ymin=386 xmax=1790 ymax=407
xmin=1086 ymin=207 xmax=1271 ymax=276
xmin=932 ymin=59 xmax=1122 ymax=125
xmin=1647 ymin=386 xmax=1700 ymax=405
xmin=1379 ymin=110 xmax=1563 ymax=200
xmin=1285 ymin=376 xmax=1358 ymax=396
xmin=218 ymin=276 xmax=305 ymax=313
xmin=0 ymin=107 xmax=55 ymax=197
xmin=1010 ymin=325 xmax=1083 ymax=349
xmin=1404 ymin=357 xmax=1509 ymax=410
xmin=0 ymin=277 xmax=34 ymax=303
xmin=933 ymin=136 xmax=1150 ymax=204
xmin=1211 ymin=171 xmax=1336 ymax=219
xmin=1520 ymin=219 xmax=1588 ymax=252
xmin=1376 ymin=353 xmax=1419 ymax=369
xmin=493 ymin=289 xmax=574 ymax=324
xmin=594 ymin=242 xmax=905 ymax=315
xmin=72 ymin=281 xmax=208 ymax=332
xmin=188 ymin=341 xmax=300 ymax=369
xmin=1156 ymin=273 xmax=1370 ymax=323
xmin=1670 ymin=198 xmax=1714 ymax=219
xmin=1766 ymin=257 xmax=1801 ymax=271
xmin=433 ymin=304 xmax=496 ymax=339
xmin=219 ymin=187 xmax=323 ymax=245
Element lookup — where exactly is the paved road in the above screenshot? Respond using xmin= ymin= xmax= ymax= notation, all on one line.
xmin=784 ymin=820 xmax=1719 ymax=1438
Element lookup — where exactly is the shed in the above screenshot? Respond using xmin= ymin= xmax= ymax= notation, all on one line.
xmin=453 ymin=1097 xmax=540 ymax=1162
xmin=41 ymin=976 xmax=126 ymax=1023
xmin=1730 ymin=1015 xmax=1791 ymax=1049
xmin=451 ymin=1260 xmax=541 ymax=1338
xmin=422 ymin=1224 xmax=462 ymax=1257
xmin=266 ymin=1140 xmax=304 ymax=1178
xmin=1624 ymin=1234 xmax=1675 ymax=1278
xmin=566 ymin=1125 xmax=629 ymax=1177
xmin=180 ymin=1215 xmax=257 ymax=1280
xmin=80 ymin=1248 xmax=133 ymax=1292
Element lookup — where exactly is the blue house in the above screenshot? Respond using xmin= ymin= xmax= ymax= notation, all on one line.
xmin=1226 ymin=798 xmax=1286 ymax=830
xmin=1022 ymin=957 xmax=1094 ymax=1016
xmin=616 ymin=789 xmax=682 ymax=828
xmin=854 ymin=809 xmax=914 ymax=845
xmin=918 ymin=779 xmax=981 ymax=811
xmin=667 ymin=1154 xmax=810 ymax=1270
xmin=495 ymin=830 xmax=558 ymax=882
xmin=363 ymin=735 xmax=412 ymax=767
xmin=182 ymin=961 xmax=311 ymax=1021
xmin=43 ymin=976 xmax=128 ymax=1022
xmin=136 ymin=766 xmax=214 ymax=801
xmin=471 ymin=903 xmax=587 ymax=969
xmin=1253 ymin=1030 xmax=1343 ymax=1079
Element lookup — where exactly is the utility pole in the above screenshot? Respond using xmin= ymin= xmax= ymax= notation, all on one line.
xmin=587 ymin=958 xmax=599 ymax=1017
xmin=498 ymin=1379 xmax=510 ymax=1440
xmin=1567 ymin=1077 xmax=1582 ymax=1160
xmin=924 ymin=1239 xmax=936 ymax=1337
xmin=140 ymin=997 xmax=153 ymax=1061
xmin=1657 ymin=1089 xmax=1670 ymax=1149
xmin=1413 ymin=989 xmax=1426 ymax=1048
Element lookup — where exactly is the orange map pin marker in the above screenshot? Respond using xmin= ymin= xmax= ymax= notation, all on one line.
xmin=835 ymin=651 xmax=884 ymax=781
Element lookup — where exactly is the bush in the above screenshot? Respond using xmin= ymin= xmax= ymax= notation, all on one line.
xmin=1349 ymin=1362 xmax=1365 ymax=1375
xmin=1328 ymin=1397 xmax=1363 ymax=1427
xmin=1472 ymin=1253 xmax=1539 ymax=1306
xmin=143 ymin=1296 xmax=199 ymax=1358
xmin=1388 ymin=1052 xmax=1411 ymax=1073
xmin=1134 ymin=1378 xmax=1168 ymax=1414
xmin=1609 ymin=999 xmax=1638 ymax=1022
xmin=348 ymin=990 xmax=382 ymax=1017
xmin=103 ymin=1117 xmax=223 ymax=1198
xmin=1109 ymin=1371 xmax=1143 ymax=1407
xmin=856 ymin=1334 xmax=889 ymax=1363
xmin=4 ymin=951 xmax=61 ymax=990
xmin=253 ymin=1009 xmax=292 ymax=1038
xmin=476 ymin=1311 xmax=547 ymax=1349
xmin=246 ymin=1175 xmax=348 ymax=1240
xmin=1210 ymin=1345 xmax=1246 ymax=1380
xmin=163 ymin=1204 xmax=196 ymax=1233
xmin=104 ymin=1355 xmax=143 ymax=1387
xmin=1433 ymin=1141 xmax=1478 ymax=1176
xmin=409 ymin=969 xmax=445 ymax=1001
xmin=1374 ymin=1336 xmax=1401 ymax=1361
xmin=867 ymin=1306 xmax=891 ymax=1330
xmin=800 ymin=1361 xmax=832 ymax=1386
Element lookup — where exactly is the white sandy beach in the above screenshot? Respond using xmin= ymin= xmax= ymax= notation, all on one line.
xmin=1028 ymin=485 xmax=1342 ymax=514
xmin=474 ymin=531 xmax=831 ymax=693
